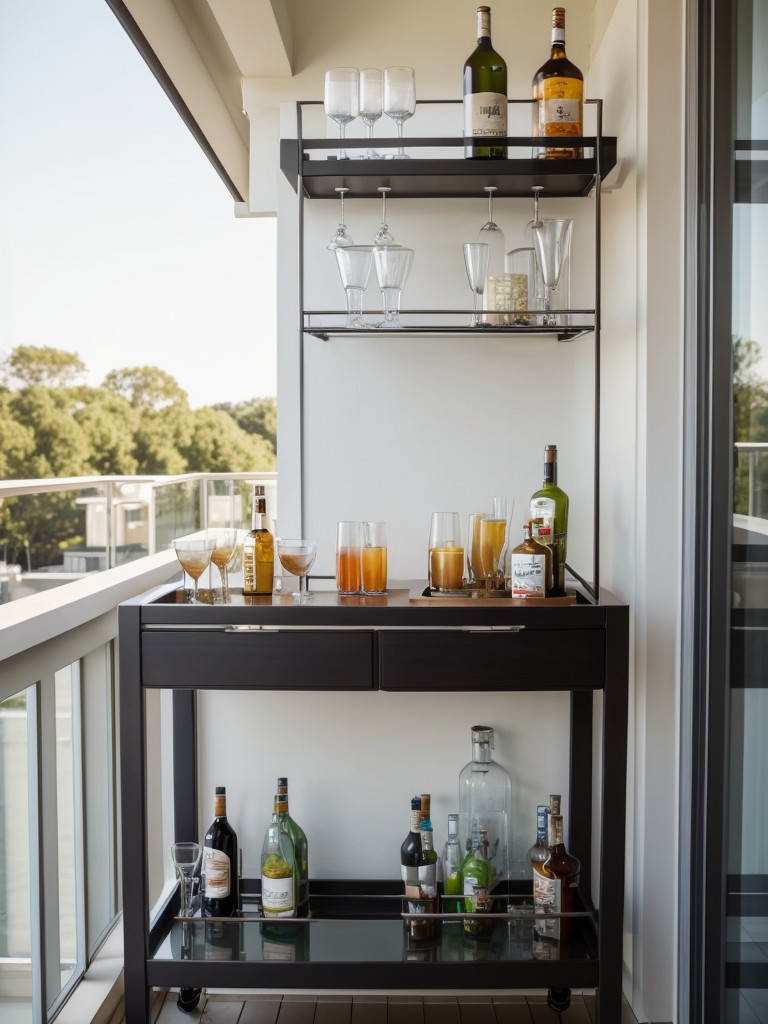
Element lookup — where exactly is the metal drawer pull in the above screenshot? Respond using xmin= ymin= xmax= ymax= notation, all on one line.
xmin=463 ymin=625 xmax=526 ymax=633
xmin=225 ymin=624 xmax=280 ymax=633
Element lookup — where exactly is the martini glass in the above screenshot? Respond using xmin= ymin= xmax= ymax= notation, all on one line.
xmin=173 ymin=535 xmax=215 ymax=604
xmin=210 ymin=528 xmax=238 ymax=603
xmin=328 ymin=187 xmax=354 ymax=250
xmin=277 ymin=539 xmax=318 ymax=601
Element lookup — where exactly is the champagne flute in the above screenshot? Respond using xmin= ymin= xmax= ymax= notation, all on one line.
xmin=328 ymin=187 xmax=354 ymax=250
xmin=173 ymin=535 xmax=215 ymax=604
xmin=463 ymin=242 xmax=490 ymax=327
xmin=374 ymin=187 xmax=397 ymax=246
xmin=210 ymin=528 xmax=238 ymax=603
xmin=277 ymin=538 xmax=318 ymax=602
xmin=383 ymin=67 xmax=416 ymax=159
xmin=170 ymin=841 xmax=201 ymax=918
xmin=360 ymin=68 xmax=383 ymax=159
xmin=532 ymin=218 xmax=573 ymax=325
xmin=324 ymin=68 xmax=359 ymax=160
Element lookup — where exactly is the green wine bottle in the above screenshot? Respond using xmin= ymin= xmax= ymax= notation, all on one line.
xmin=529 ymin=444 xmax=569 ymax=596
xmin=463 ymin=6 xmax=507 ymax=159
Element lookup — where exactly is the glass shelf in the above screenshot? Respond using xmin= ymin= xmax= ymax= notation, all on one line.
xmin=302 ymin=310 xmax=596 ymax=342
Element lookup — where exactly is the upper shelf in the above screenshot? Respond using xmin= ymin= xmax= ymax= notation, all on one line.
xmin=280 ymin=136 xmax=618 ymax=200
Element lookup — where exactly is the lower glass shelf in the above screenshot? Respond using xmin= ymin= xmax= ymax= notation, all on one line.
xmin=302 ymin=310 xmax=596 ymax=342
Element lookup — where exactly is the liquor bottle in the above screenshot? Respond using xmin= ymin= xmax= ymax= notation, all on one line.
xmin=459 ymin=725 xmax=512 ymax=893
xmin=415 ymin=805 xmax=440 ymax=941
xmin=242 ymin=484 xmax=274 ymax=595
xmin=532 ymin=7 xmax=584 ymax=159
xmin=401 ymin=795 xmax=422 ymax=903
xmin=276 ymin=777 xmax=309 ymax=916
xmin=201 ymin=786 xmax=239 ymax=918
xmin=463 ymin=5 xmax=507 ymax=159
xmin=533 ymin=809 xmax=580 ymax=942
xmin=461 ymin=825 xmax=494 ymax=936
xmin=529 ymin=444 xmax=569 ymax=596
xmin=443 ymin=813 xmax=463 ymax=914
xmin=528 ymin=804 xmax=550 ymax=871
xmin=261 ymin=793 xmax=296 ymax=917
xmin=506 ymin=522 xmax=553 ymax=599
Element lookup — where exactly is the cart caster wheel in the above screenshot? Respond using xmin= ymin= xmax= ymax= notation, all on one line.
xmin=547 ymin=988 xmax=571 ymax=1013
xmin=177 ymin=987 xmax=201 ymax=1013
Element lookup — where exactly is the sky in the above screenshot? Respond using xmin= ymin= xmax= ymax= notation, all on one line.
xmin=0 ymin=0 xmax=277 ymax=409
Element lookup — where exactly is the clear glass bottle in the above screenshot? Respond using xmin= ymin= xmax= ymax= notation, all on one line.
xmin=458 ymin=725 xmax=512 ymax=891
xmin=443 ymin=813 xmax=463 ymax=913
xmin=261 ymin=793 xmax=296 ymax=917
xmin=276 ymin=777 xmax=309 ymax=916
xmin=242 ymin=484 xmax=274 ymax=595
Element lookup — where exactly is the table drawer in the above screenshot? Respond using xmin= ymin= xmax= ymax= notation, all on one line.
xmin=141 ymin=629 xmax=376 ymax=690
xmin=378 ymin=628 xmax=604 ymax=691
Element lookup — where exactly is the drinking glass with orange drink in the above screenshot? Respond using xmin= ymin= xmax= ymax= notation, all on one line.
xmin=428 ymin=512 xmax=464 ymax=592
xmin=336 ymin=521 xmax=363 ymax=594
xmin=362 ymin=521 xmax=387 ymax=595
xmin=478 ymin=496 xmax=509 ymax=580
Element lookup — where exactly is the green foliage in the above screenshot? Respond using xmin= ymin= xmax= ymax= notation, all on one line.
xmin=733 ymin=336 xmax=768 ymax=517
xmin=0 ymin=346 xmax=276 ymax=568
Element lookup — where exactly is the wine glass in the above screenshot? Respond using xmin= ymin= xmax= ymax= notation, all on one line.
xmin=328 ymin=187 xmax=354 ymax=250
xmin=373 ymin=246 xmax=413 ymax=328
xmin=374 ymin=187 xmax=397 ymax=246
xmin=477 ymin=187 xmax=506 ymax=323
xmin=532 ymin=218 xmax=573 ymax=325
xmin=210 ymin=528 xmax=238 ymax=603
xmin=463 ymin=242 xmax=490 ymax=326
xmin=324 ymin=68 xmax=359 ymax=160
xmin=383 ymin=67 xmax=416 ymax=159
xmin=359 ymin=68 xmax=383 ymax=159
xmin=335 ymin=245 xmax=374 ymax=327
xmin=173 ymin=535 xmax=215 ymax=604
xmin=170 ymin=841 xmax=201 ymax=918
xmin=277 ymin=538 xmax=318 ymax=601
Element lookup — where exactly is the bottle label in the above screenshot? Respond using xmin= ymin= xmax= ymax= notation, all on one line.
xmin=464 ymin=93 xmax=508 ymax=138
xmin=543 ymin=95 xmax=581 ymax=134
xmin=418 ymin=861 xmax=438 ymax=899
xmin=262 ymin=873 xmax=294 ymax=916
xmin=203 ymin=847 xmax=230 ymax=899
xmin=463 ymin=874 xmax=490 ymax=913
xmin=533 ymin=869 xmax=562 ymax=939
xmin=401 ymin=863 xmax=420 ymax=899
xmin=510 ymin=553 xmax=546 ymax=597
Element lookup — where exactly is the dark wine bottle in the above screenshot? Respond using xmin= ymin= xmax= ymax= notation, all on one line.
xmin=463 ymin=6 xmax=507 ymax=159
xmin=201 ymin=786 xmax=239 ymax=918
xmin=401 ymin=795 xmax=422 ymax=900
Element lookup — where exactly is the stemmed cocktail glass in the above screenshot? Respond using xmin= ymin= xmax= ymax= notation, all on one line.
xmin=328 ymin=187 xmax=354 ymax=250
xmin=383 ymin=67 xmax=415 ymax=159
xmin=360 ymin=69 xmax=383 ymax=159
xmin=373 ymin=246 xmax=413 ymax=327
xmin=324 ymin=68 xmax=358 ymax=160
xmin=277 ymin=539 xmax=318 ymax=602
xmin=532 ymin=218 xmax=573 ymax=326
xmin=335 ymin=245 xmax=374 ymax=327
xmin=374 ymin=187 xmax=397 ymax=246
xmin=173 ymin=535 xmax=215 ymax=604
xmin=210 ymin=528 xmax=238 ymax=603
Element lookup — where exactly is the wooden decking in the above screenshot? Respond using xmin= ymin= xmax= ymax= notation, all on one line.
xmin=113 ymin=991 xmax=640 ymax=1024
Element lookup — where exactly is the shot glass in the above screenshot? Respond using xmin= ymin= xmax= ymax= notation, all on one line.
xmin=362 ymin=521 xmax=388 ymax=595
xmin=428 ymin=512 xmax=464 ymax=592
xmin=336 ymin=520 xmax=362 ymax=594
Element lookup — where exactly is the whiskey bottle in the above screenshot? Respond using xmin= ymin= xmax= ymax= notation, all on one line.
xmin=242 ymin=484 xmax=274 ymax=595
xmin=276 ymin=777 xmax=309 ymax=916
xmin=529 ymin=444 xmax=569 ymax=595
xmin=533 ymin=809 xmax=580 ymax=941
xmin=507 ymin=522 xmax=553 ymax=598
xmin=532 ymin=7 xmax=584 ymax=159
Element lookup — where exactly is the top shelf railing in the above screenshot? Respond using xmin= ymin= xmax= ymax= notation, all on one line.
xmin=280 ymin=98 xmax=616 ymax=199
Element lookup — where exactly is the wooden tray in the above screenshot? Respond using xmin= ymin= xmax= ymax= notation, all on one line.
xmin=408 ymin=585 xmax=578 ymax=607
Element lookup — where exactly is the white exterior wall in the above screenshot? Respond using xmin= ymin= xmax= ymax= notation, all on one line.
xmin=194 ymin=1 xmax=686 ymax=1018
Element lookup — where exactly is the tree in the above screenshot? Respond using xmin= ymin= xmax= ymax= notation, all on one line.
xmin=72 ymin=387 xmax=140 ymax=475
xmin=733 ymin=336 xmax=768 ymax=516
xmin=180 ymin=407 xmax=276 ymax=472
xmin=214 ymin=397 xmax=277 ymax=451
xmin=1 ymin=345 xmax=86 ymax=388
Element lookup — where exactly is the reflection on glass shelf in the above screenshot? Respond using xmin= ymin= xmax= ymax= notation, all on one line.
xmin=302 ymin=310 xmax=596 ymax=341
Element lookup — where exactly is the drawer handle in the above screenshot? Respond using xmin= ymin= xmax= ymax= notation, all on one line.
xmin=463 ymin=625 xmax=526 ymax=633
xmin=225 ymin=624 xmax=280 ymax=633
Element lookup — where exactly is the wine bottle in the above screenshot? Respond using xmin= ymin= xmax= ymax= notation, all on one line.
xmin=276 ymin=777 xmax=309 ymax=916
xmin=533 ymin=808 xmax=580 ymax=942
xmin=528 ymin=804 xmax=550 ymax=870
xmin=529 ymin=444 xmax=569 ymax=595
xmin=507 ymin=522 xmax=553 ymax=598
xmin=463 ymin=5 xmax=507 ymax=159
xmin=261 ymin=793 xmax=296 ymax=917
xmin=201 ymin=786 xmax=239 ymax=918
xmin=415 ymin=805 xmax=440 ymax=941
xmin=443 ymin=813 xmax=463 ymax=914
xmin=532 ymin=7 xmax=584 ymax=159
xmin=400 ymin=795 xmax=422 ymax=903
xmin=242 ymin=484 xmax=274 ymax=595
xmin=460 ymin=825 xmax=494 ymax=936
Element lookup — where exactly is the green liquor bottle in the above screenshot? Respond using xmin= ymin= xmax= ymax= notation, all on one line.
xmin=530 ymin=444 xmax=569 ymax=595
